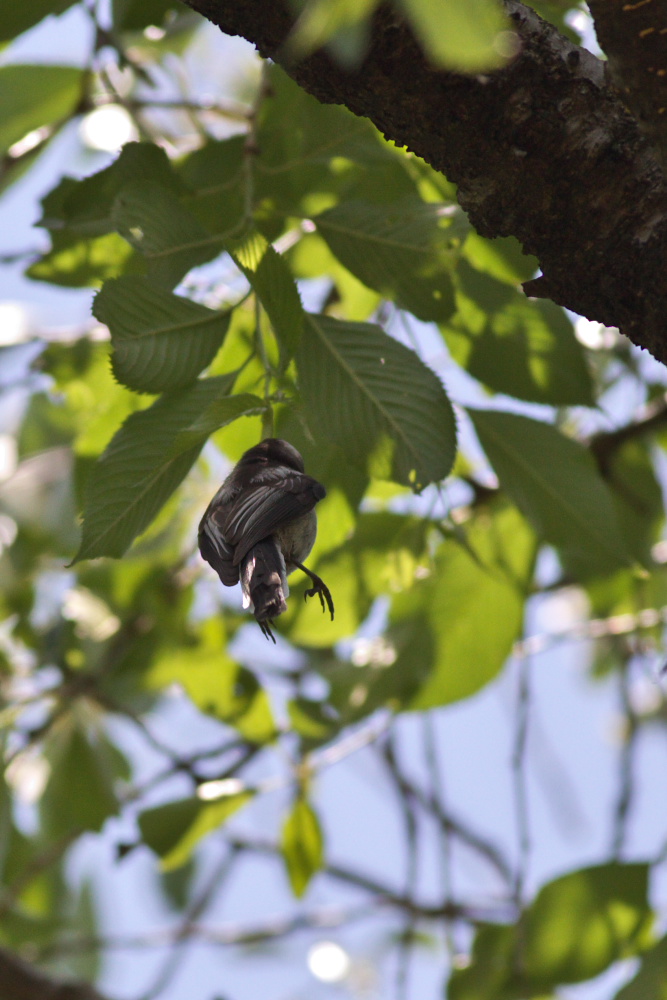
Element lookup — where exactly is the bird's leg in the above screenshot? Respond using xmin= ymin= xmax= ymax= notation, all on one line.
xmin=293 ymin=561 xmax=334 ymax=621
xmin=257 ymin=618 xmax=277 ymax=643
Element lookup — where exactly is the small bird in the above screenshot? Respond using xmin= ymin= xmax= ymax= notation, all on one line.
xmin=198 ymin=438 xmax=334 ymax=642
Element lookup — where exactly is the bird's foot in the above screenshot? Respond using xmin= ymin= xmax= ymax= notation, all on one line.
xmin=294 ymin=562 xmax=334 ymax=621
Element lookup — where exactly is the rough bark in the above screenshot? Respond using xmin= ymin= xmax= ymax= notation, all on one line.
xmin=0 ymin=946 xmax=108 ymax=1000
xmin=182 ymin=0 xmax=667 ymax=366
xmin=588 ymin=0 xmax=667 ymax=170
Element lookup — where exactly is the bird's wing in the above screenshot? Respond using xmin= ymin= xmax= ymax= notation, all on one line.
xmin=222 ymin=471 xmax=324 ymax=566
xmin=198 ymin=508 xmax=239 ymax=585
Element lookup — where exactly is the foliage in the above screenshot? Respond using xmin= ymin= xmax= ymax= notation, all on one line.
xmin=1 ymin=2 xmax=667 ymax=999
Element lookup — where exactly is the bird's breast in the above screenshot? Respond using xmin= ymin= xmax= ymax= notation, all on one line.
xmin=276 ymin=510 xmax=318 ymax=572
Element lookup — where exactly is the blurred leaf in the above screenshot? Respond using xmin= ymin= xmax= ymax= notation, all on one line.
xmin=469 ymin=409 xmax=633 ymax=578
xmin=281 ymin=796 xmax=324 ymax=897
xmin=139 ymin=792 xmax=253 ymax=871
xmin=113 ymin=0 xmax=181 ymax=31
xmin=392 ymin=502 xmax=536 ymax=709
xmin=601 ymin=439 xmax=664 ymax=565
xmin=94 ymin=276 xmax=231 ymax=393
xmin=0 ymin=65 xmax=83 ymax=156
xmin=314 ymin=198 xmax=456 ymax=321
xmin=40 ymin=719 xmax=128 ymax=839
xmin=148 ymin=622 xmax=276 ymax=743
xmin=233 ymin=233 xmax=304 ymax=367
xmin=75 ymin=374 xmax=256 ymax=561
xmin=399 ymin=0 xmax=510 ymax=72
xmin=288 ymin=0 xmax=378 ymax=60
xmin=615 ymin=934 xmax=667 ymax=999
xmin=449 ymin=863 xmax=653 ymax=999
xmin=284 ymin=510 xmax=428 ymax=647
xmin=297 ymin=313 xmax=457 ymax=491
xmin=443 ymin=263 xmax=594 ymax=406
xmin=0 ymin=1 xmax=77 ymax=43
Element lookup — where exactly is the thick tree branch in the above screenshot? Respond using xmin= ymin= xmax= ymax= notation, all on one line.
xmin=0 ymin=946 xmax=108 ymax=1000
xmin=588 ymin=0 xmax=667 ymax=170
xmin=182 ymin=0 xmax=667 ymax=365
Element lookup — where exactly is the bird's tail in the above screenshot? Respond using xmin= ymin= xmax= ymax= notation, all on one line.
xmin=240 ymin=538 xmax=290 ymax=623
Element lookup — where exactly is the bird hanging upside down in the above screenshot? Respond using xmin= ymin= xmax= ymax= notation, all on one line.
xmin=198 ymin=438 xmax=334 ymax=642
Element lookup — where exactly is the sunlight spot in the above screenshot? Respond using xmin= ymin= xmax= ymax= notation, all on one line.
xmin=79 ymin=105 xmax=137 ymax=152
xmin=307 ymin=941 xmax=350 ymax=983
xmin=197 ymin=778 xmax=245 ymax=801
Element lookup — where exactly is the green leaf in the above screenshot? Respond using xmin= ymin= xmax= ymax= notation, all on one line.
xmin=112 ymin=181 xmax=225 ymax=288
xmin=0 ymin=1 xmax=77 ymax=43
xmin=148 ymin=621 xmax=276 ymax=743
xmin=0 ymin=65 xmax=83 ymax=156
xmin=45 ymin=143 xmax=184 ymax=237
xmin=450 ymin=863 xmax=653 ymax=999
xmin=468 ymin=409 xmax=633 ymax=578
xmin=139 ymin=792 xmax=253 ymax=871
xmin=314 ymin=199 xmax=456 ymax=322
xmin=399 ymin=0 xmax=510 ymax=72
xmin=288 ymin=0 xmax=378 ymax=61
xmin=394 ymin=502 xmax=536 ymax=708
xmin=113 ymin=0 xmax=180 ymax=31
xmin=74 ymin=374 xmax=259 ymax=561
xmin=27 ymin=232 xmax=134 ymax=288
xmin=443 ymin=263 xmax=594 ymax=406
xmin=178 ymin=137 xmax=246 ymax=236
xmin=283 ymin=509 xmax=428 ymax=647
xmin=281 ymin=797 xmax=324 ymax=898
xmin=297 ymin=313 xmax=457 ymax=491
xmin=233 ymin=233 xmax=304 ymax=367
xmin=93 ymin=276 xmax=230 ymax=393
xmin=615 ymin=934 xmax=667 ymax=1000
xmin=40 ymin=720 xmax=127 ymax=839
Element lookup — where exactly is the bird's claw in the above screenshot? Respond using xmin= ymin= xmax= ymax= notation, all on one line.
xmin=258 ymin=618 xmax=277 ymax=643
xmin=302 ymin=573 xmax=334 ymax=621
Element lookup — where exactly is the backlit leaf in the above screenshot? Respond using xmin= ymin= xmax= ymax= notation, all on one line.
xmin=297 ymin=313 xmax=456 ymax=491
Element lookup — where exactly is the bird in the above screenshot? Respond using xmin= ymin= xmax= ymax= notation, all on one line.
xmin=198 ymin=438 xmax=334 ymax=642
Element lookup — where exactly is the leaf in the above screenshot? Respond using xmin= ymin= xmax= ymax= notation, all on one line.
xmin=0 ymin=65 xmax=83 ymax=156
xmin=0 ymin=1 xmax=77 ymax=43
xmin=233 ymin=233 xmax=304 ymax=367
xmin=314 ymin=198 xmax=456 ymax=321
xmin=449 ymin=863 xmax=653 ymax=999
xmin=41 ymin=143 xmax=184 ymax=237
xmin=74 ymin=374 xmax=261 ymax=561
xmin=27 ymin=232 xmax=134 ymax=288
xmin=615 ymin=934 xmax=667 ymax=1000
xmin=468 ymin=409 xmax=633 ymax=577
xmin=148 ymin=621 xmax=276 ymax=743
xmin=40 ymin=720 xmax=127 ymax=839
xmin=443 ymin=262 xmax=594 ymax=406
xmin=112 ymin=181 xmax=224 ymax=288
xmin=139 ymin=792 xmax=253 ymax=871
xmin=281 ymin=797 xmax=324 ymax=898
xmin=287 ymin=0 xmax=378 ymax=61
xmin=399 ymin=0 xmax=510 ymax=72
xmin=93 ymin=276 xmax=231 ymax=393
xmin=296 ymin=313 xmax=457 ymax=491
xmin=391 ymin=502 xmax=536 ymax=709
xmin=113 ymin=0 xmax=180 ymax=31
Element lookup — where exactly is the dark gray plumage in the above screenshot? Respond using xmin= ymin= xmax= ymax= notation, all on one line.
xmin=198 ymin=438 xmax=334 ymax=641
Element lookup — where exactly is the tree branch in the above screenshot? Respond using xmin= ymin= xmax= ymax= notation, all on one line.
xmin=0 ymin=946 xmax=109 ymax=1000
xmin=181 ymin=0 xmax=667 ymax=366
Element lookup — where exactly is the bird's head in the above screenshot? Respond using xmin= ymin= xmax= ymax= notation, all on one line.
xmin=238 ymin=438 xmax=305 ymax=473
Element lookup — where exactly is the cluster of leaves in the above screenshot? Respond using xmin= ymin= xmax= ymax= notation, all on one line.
xmin=3 ymin=2 xmax=667 ymax=999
